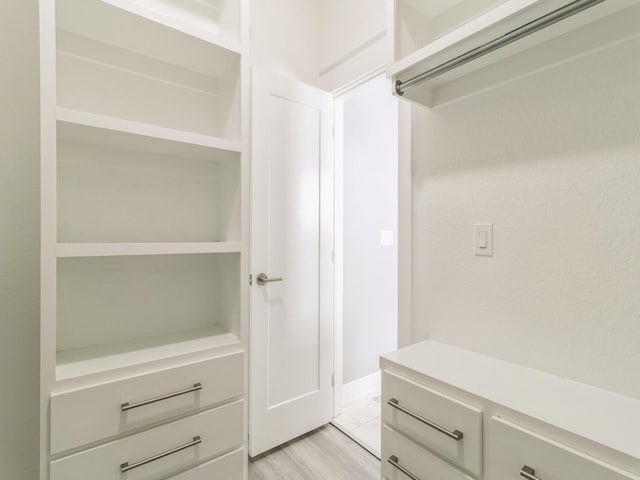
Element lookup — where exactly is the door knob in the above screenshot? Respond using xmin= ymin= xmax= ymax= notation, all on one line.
xmin=256 ymin=273 xmax=284 ymax=286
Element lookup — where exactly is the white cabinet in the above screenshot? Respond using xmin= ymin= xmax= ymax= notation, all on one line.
xmin=382 ymin=371 xmax=482 ymax=475
xmin=39 ymin=0 xmax=248 ymax=478
xmin=51 ymin=351 xmax=243 ymax=454
xmin=490 ymin=417 xmax=638 ymax=480
xmin=169 ymin=449 xmax=244 ymax=480
xmin=382 ymin=425 xmax=474 ymax=480
xmin=50 ymin=400 xmax=244 ymax=480
xmin=381 ymin=340 xmax=640 ymax=480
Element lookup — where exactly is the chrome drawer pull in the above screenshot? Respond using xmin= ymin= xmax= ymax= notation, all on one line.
xmin=387 ymin=398 xmax=464 ymax=441
xmin=121 ymin=383 xmax=202 ymax=412
xmin=521 ymin=465 xmax=542 ymax=480
xmin=120 ymin=436 xmax=202 ymax=472
xmin=388 ymin=455 xmax=421 ymax=480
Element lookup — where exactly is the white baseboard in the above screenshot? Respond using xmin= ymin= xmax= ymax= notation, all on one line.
xmin=342 ymin=371 xmax=381 ymax=405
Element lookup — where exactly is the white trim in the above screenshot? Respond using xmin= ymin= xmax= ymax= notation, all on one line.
xmin=332 ymin=97 xmax=345 ymax=418
xmin=397 ymin=99 xmax=413 ymax=347
xmin=319 ymin=30 xmax=387 ymax=78
xmin=342 ymin=371 xmax=381 ymax=406
xmin=332 ymin=65 xmax=387 ymax=98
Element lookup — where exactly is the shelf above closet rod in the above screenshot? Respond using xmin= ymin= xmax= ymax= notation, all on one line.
xmin=395 ymin=0 xmax=606 ymax=96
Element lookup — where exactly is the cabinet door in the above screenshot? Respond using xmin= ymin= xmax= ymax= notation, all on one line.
xmin=382 ymin=425 xmax=474 ymax=480
xmin=382 ymin=371 xmax=483 ymax=475
xmin=168 ymin=449 xmax=244 ymax=480
xmin=50 ymin=400 xmax=243 ymax=480
xmin=490 ymin=417 xmax=639 ymax=480
xmin=51 ymin=351 xmax=243 ymax=454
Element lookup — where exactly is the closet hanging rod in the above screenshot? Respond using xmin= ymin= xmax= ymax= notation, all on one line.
xmin=395 ymin=0 xmax=607 ymax=96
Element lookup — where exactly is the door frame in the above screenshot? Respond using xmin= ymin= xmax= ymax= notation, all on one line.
xmin=331 ymin=66 xmax=413 ymax=418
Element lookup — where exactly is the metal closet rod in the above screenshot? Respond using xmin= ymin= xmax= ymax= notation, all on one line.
xmin=395 ymin=0 xmax=607 ymax=96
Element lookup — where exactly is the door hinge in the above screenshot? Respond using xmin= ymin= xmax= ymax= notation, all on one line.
xmin=332 ymin=125 xmax=335 ymax=138
xmin=331 ymin=373 xmax=335 ymax=387
xmin=331 ymin=250 xmax=334 ymax=263
xmin=249 ymin=274 xmax=253 ymax=286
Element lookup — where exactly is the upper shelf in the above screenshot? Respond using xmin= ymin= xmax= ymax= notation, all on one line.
xmin=388 ymin=0 xmax=640 ymax=107
xmin=56 ymin=0 xmax=242 ymax=139
xmin=57 ymin=0 xmax=241 ymax=60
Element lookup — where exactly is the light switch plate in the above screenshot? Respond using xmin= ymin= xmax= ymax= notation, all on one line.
xmin=380 ymin=230 xmax=394 ymax=246
xmin=474 ymin=224 xmax=493 ymax=256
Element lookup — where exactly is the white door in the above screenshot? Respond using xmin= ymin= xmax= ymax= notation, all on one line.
xmin=249 ymin=69 xmax=334 ymax=456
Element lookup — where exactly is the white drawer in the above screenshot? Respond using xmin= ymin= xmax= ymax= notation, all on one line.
xmin=169 ymin=448 xmax=244 ymax=480
xmin=51 ymin=350 xmax=243 ymax=454
xmin=50 ymin=399 xmax=244 ymax=480
xmin=382 ymin=370 xmax=483 ymax=475
xmin=382 ymin=425 xmax=474 ymax=480
xmin=490 ymin=417 xmax=640 ymax=480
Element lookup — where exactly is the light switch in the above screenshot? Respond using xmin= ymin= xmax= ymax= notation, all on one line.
xmin=474 ymin=224 xmax=493 ymax=256
xmin=478 ymin=231 xmax=488 ymax=249
xmin=380 ymin=230 xmax=394 ymax=246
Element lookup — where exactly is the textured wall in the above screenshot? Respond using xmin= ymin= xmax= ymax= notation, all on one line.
xmin=411 ymin=35 xmax=640 ymax=399
xmin=0 ymin=0 xmax=41 ymax=477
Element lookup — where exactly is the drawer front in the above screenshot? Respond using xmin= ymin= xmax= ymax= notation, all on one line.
xmin=490 ymin=417 xmax=639 ymax=480
xmin=382 ymin=425 xmax=474 ymax=480
xmin=50 ymin=400 xmax=244 ymax=480
xmin=169 ymin=448 xmax=244 ymax=480
xmin=382 ymin=371 xmax=483 ymax=475
xmin=51 ymin=350 xmax=243 ymax=454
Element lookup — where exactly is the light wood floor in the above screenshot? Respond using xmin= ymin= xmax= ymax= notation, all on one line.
xmin=249 ymin=425 xmax=381 ymax=480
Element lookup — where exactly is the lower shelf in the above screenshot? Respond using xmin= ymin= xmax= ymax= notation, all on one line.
xmin=56 ymin=326 xmax=240 ymax=381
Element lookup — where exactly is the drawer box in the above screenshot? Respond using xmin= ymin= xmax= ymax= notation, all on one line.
xmin=169 ymin=448 xmax=244 ymax=480
xmin=382 ymin=425 xmax=474 ymax=480
xmin=490 ymin=417 xmax=639 ymax=480
xmin=50 ymin=400 xmax=244 ymax=480
xmin=382 ymin=371 xmax=483 ymax=475
xmin=51 ymin=350 xmax=243 ymax=454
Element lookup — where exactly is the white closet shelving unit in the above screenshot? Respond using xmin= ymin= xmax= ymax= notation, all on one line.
xmin=39 ymin=0 xmax=249 ymax=478
xmin=387 ymin=0 xmax=640 ymax=107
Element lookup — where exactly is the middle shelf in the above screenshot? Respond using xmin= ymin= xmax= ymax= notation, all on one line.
xmin=56 ymin=242 xmax=242 ymax=258
xmin=57 ymin=109 xmax=240 ymax=244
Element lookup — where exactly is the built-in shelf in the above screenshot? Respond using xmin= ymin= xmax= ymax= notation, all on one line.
xmin=56 ymin=242 xmax=242 ymax=258
xmin=57 ymin=326 xmax=240 ymax=381
xmin=57 ymin=109 xmax=241 ymax=244
xmin=56 ymin=0 xmax=241 ymax=138
xmin=58 ymin=108 xmax=242 ymax=159
xmin=389 ymin=0 xmax=640 ymax=107
xmin=57 ymin=0 xmax=241 ymax=59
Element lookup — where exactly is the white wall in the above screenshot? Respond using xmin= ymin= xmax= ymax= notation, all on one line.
xmin=317 ymin=0 xmax=388 ymax=91
xmin=250 ymin=0 xmax=322 ymax=88
xmin=0 ymin=0 xmax=41 ymax=477
xmin=342 ymin=76 xmax=398 ymax=384
xmin=411 ymin=35 xmax=640 ymax=399
xmin=250 ymin=0 xmax=388 ymax=91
